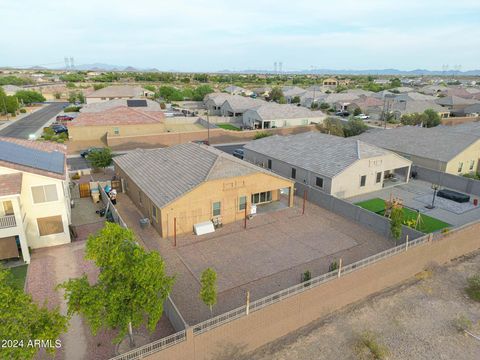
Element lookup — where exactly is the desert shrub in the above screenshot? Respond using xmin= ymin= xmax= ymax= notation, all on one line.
xmin=466 ymin=275 xmax=480 ymax=301
xmin=355 ymin=331 xmax=389 ymax=360
xmin=19 ymin=108 xmax=26 ymax=113
xmin=453 ymin=314 xmax=473 ymax=332
xmin=254 ymin=131 xmax=272 ymax=140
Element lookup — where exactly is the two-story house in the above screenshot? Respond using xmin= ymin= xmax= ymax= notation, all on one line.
xmin=0 ymin=137 xmax=71 ymax=264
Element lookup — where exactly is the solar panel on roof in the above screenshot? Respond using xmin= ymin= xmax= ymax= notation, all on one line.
xmin=127 ymin=100 xmax=148 ymax=107
xmin=0 ymin=141 xmax=64 ymax=175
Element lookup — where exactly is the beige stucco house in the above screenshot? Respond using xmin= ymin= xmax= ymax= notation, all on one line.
xmin=0 ymin=138 xmax=71 ymax=264
xmin=355 ymin=126 xmax=480 ymax=175
xmin=114 ymin=143 xmax=294 ymax=238
xmin=85 ymin=85 xmax=154 ymax=104
xmin=244 ymin=132 xmax=412 ymax=199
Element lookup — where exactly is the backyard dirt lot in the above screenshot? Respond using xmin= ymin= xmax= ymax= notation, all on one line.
xmin=116 ymin=194 xmax=394 ymax=324
xmin=249 ymin=251 xmax=480 ymax=360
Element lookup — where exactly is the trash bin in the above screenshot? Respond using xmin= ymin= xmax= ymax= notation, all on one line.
xmin=474 ymin=199 xmax=478 ymax=206
xmin=91 ymin=189 xmax=100 ymax=203
xmin=139 ymin=218 xmax=150 ymax=229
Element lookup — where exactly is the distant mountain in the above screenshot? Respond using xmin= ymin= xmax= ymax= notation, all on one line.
xmin=69 ymin=63 xmax=160 ymax=72
xmin=218 ymin=68 xmax=480 ymax=76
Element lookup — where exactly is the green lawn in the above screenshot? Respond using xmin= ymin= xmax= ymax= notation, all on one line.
xmin=217 ymin=123 xmax=241 ymax=131
xmin=355 ymin=198 xmax=451 ymax=233
xmin=9 ymin=265 xmax=28 ymax=290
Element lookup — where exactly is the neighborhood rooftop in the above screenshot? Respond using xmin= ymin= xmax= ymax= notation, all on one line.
xmin=69 ymin=106 xmax=165 ymax=126
xmin=0 ymin=137 xmax=66 ymax=177
xmin=0 ymin=173 xmax=23 ymax=197
xmin=248 ymin=102 xmax=325 ymax=120
xmin=113 ymin=142 xmax=281 ymax=208
xmin=86 ymin=85 xmax=148 ymax=98
xmin=244 ymin=132 xmax=391 ymax=178
xmin=354 ymin=126 xmax=479 ymax=162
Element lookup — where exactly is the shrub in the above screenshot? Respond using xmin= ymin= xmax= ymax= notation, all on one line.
xmin=160 ymin=102 xmax=166 ymax=109
xmin=254 ymin=131 xmax=272 ymax=140
xmin=19 ymin=108 xmax=26 ymax=113
xmin=15 ymin=90 xmax=46 ymax=105
xmin=329 ymin=260 xmax=339 ymax=272
xmin=63 ymin=106 xmax=81 ymax=112
xmin=302 ymin=270 xmax=311 ymax=283
xmin=466 ymin=275 xmax=480 ymax=301
xmin=453 ymin=314 xmax=472 ymax=332
xmin=54 ymin=92 xmax=62 ymax=99
xmin=56 ymin=138 xmax=65 ymax=143
xmin=355 ymin=331 xmax=389 ymax=360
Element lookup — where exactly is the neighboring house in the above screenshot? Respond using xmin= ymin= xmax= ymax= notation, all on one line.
xmin=354 ymin=126 xmax=480 ymax=174
xmin=390 ymin=100 xmax=450 ymax=119
xmin=391 ymin=86 xmax=415 ymax=93
xmin=79 ymin=98 xmax=161 ymax=113
xmin=220 ymin=96 xmax=265 ymax=118
xmin=1 ymin=84 xmax=22 ymax=96
xmin=242 ymin=103 xmax=325 ymax=129
xmin=252 ymin=87 xmax=272 ymax=98
xmin=459 ymin=104 xmax=480 ymax=117
xmin=350 ymin=96 xmax=384 ymax=118
xmin=282 ymin=86 xmax=307 ymax=102
xmin=204 ymin=93 xmax=234 ymax=115
xmin=435 ymin=95 xmax=478 ymax=111
xmin=0 ymin=138 xmax=71 ymax=264
xmin=67 ymin=106 xmax=165 ymax=144
xmin=373 ymin=79 xmax=390 ymax=85
xmin=113 ymin=143 xmax=294 ymax=238
xmin=244 ymin=132 xmax=412 ymax=199
xmin=224 ymin=85 xmax=247 ymax=95
xmin=85 ymin=85 xmax=154 ymax=104
xmin=323 ymin=78 xmax=338 ymax=86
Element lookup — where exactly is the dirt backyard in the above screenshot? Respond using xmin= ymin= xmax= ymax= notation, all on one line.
xmin=249 ymin=251 xmax=480 ymax=360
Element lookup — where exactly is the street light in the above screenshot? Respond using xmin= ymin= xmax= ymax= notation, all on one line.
xmin=425 ymin=184 xmax=440 ymax=209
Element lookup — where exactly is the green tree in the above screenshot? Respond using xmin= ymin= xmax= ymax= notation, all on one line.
xmin=87 ymin=147 xmax=113 ymax=171
xmin=291 ymin=96 xmax=301 ymax=104
xmin=0 ymin=76 xmax=33 ymax=86
xmin=0 ymin=88 xmax=19 ymax=115
xmin=192 ymin=85 xmax=214 ymax=101
xmin=353 ymin=107 xmax=362 ymax=116
xmin=54 ymin=91 xmax=62 ymax=100
xmin=344 ymin=118 xmax=368 ymax=137
xmin=68 ymin=91 xmax=77 ymax=104
xmin=269 ymin=87 xmax=284 ymax=102
xmin=60 ymin=73 xmax=85 ymax=82
xmin=0 ymin=268 xmax=68 ymax=360
xmin=158 ymin=86 xmax=184 ymax=102
xmin=389 ymin=78 xmax=402 ymax=88
xmin=93 ymin=83 xmax=107 ymax=90
xmin=143 ymin=85 xmax=156 ymax=92
xmin=77 ymin=92 xmax=85 ymax=104
xmin=199 ymin=268 xmax=217 ymax=314
xmin=58 ymin=223 xmax=174 ymax=347
xmin=15 ymin=90 xmax=46 ymax=105
xmin=316 ymin=117 xmax=345 ymax=137
xmin=390 ymin=207 xmax=403 ymax=242
xmin=423 ymin=109 xmax=441 ymax=128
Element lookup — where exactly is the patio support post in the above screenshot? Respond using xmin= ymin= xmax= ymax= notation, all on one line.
xmin=405 ymin=234 xmax=409 ymax=251
xmin=174 ymin=217 xmax=177 ymax=247
xmin=244 ymin=202 xmax=247 ymax=229
xmin=246 ymin=291 xmax=250 ymax=315
xmin=337 ymin=258 xmax=343 ymax=278
xmin=302 ymin=189 xmax=307 ymax=215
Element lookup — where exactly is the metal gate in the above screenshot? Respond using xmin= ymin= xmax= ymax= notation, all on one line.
xmin=79 ymin=183 xmax=91 ymax=198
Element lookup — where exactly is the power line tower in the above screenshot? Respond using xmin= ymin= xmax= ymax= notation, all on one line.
xmin=279 ymin=62 xmax=283 ymax=74
xmin=274 ymin=62 xmax=277 ymax=74
xmin=70 ymin=57 xmax=75 ymax=70
xmin=64 ymin=57 xmax=70 ymax=70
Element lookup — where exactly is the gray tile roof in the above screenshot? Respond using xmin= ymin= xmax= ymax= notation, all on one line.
xmin=435 ymin=95 xmax=477 ymax=106
xmin=354 ymin=126 xmax=479 ymax=162
xmin=391 ymin=100 xmax=447 ymax=115
xmin=246 ymin=103 xmax=325 ymax=121
xmin=86 ymin=85 xmax=146 ymax=98
xmin=80 ymin=98 xmax=161 ymax=112
xmin=244 ymin=132 xmax=391 ymax=178
xmin=113 ymin=143 xmax=281 ymax=208
xmin=221 ymin=96 xmax=266 ymax=112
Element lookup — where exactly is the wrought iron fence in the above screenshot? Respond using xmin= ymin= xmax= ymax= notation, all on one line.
xmin=109 ymin=330 xmax=186 ymax=360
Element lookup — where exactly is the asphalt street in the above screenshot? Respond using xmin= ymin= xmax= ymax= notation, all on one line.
xmin=0 ymin=102 xmax=68 ymax=139
xmin=68 ymin=156 xmax=90 ymax=171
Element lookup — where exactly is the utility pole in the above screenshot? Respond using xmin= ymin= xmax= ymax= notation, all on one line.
xmin=206 ymin=112 xmax=210 ymax=145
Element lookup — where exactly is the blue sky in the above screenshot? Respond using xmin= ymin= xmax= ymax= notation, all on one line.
xmin=1 ymin=0 xmax=479 ymax=71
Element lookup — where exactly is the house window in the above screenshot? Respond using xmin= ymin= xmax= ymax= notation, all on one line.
xmin=37 ymin=215 xmax=64 ymax=236
xmin=1 ymin=200 xmax=14 ymax=217
xmin=360 ymin=175 xmax=367 ymax=187
xmin=291 ymin=168 xmax=296 ymax=179
xmin=114 ymin=127 xmax=120 ymax=135
xmin=152 ymin=205 xmax=157 ymax=222
xmin=212 ymin=201 xmax=221 ymax=216
xmin=239 ymin=196 xmax=247 ymax=211
xmin=251 ymin=192 xmax=272 ymax=204
xmin=376 ymin=172 xmax=382 ymax=183
xmin=316 ymin=177 xmax=324 ymax=188
xmin=469 ymin=160 xmax=475 ymax=171
xmin=458 ymin=162 xmax=463 ymax=173
xmin=32 ymin=185 xmax=58 ymax=204
xmin=267 ymin=159 xmax=272 ymax=169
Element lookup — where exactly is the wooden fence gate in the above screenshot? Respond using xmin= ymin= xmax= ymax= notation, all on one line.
xmin=79 ymin=183 xmax=91 ymax=198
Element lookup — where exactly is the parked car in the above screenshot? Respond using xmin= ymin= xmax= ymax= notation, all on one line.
xmin=80 ymin=147 xmax=103 ymax=158
xmin=56 ymin=115 xmax=74 ymax=122
xmin=335 ymin=111 xmax=350 ymax=117
xmin=232 ymin=149 xmax=244 ymax=159
xmin=354 ymin=113 xmax=370 ymax=120
xmin=50 ymin=124 xmax=68 ymax=134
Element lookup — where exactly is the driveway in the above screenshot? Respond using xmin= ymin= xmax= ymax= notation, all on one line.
xmin=0 ymin=102 xmax=68 ymax=139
